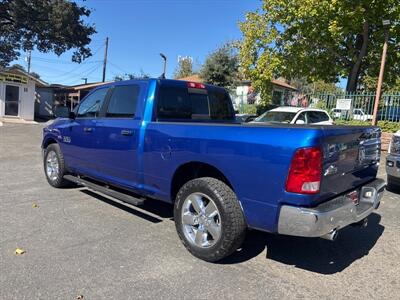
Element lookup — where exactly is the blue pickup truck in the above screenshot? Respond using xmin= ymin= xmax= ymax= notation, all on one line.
xmin=42 ymin=79 xmax=385 ymax=262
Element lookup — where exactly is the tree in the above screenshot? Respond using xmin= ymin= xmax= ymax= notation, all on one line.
xmin=200 ymin=43 xmax=239 ymax=88
xmin=173 ymin=56 xmax=194 ymax=79
xmin=0 ymin=0 xmax=96 ymax=67
xmin=113 ymin=70 xmax=150 ymax=81
xmin=239 ymin=0 xmax=400 ymax=95
xmin=290 ymin=78 xmax=343 ymax=94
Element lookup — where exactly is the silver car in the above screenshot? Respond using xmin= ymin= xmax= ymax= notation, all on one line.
xmin=386 ymin=130 xmax=400 ymax=189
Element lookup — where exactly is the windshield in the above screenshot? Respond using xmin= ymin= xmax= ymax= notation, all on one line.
xmin=254 ymin=111 xmax=296 ymax=123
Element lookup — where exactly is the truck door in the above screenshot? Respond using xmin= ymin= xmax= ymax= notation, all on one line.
xmin=61 ymin=87 xmax=109 ymax=176
xmin=93 ymin=84 xmax=143 ymax=190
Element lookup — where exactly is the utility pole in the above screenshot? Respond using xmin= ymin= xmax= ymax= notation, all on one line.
xmin=372 ymin=20 xmax=390 ymax=125
xmin=81 ymin=77 xmax=88 ymax=84
xmin=27 ymin=50 xmax=31 ymax=74
xmin=102 ymin=37 xmax=109 ymax=82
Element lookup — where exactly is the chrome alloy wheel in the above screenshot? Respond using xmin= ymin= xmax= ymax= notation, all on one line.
xmin=181 ymin=193 xmax=222 ymax=248
xmin=46 ymin=151 xmax=59 ymax=181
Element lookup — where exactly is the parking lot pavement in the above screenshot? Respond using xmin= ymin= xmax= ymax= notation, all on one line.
xmin=1 ymin=123 xmax=399 ymax=300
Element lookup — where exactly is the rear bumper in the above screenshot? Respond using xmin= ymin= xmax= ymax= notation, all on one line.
xmin=277 ymin=178 xmax=385 ymax=238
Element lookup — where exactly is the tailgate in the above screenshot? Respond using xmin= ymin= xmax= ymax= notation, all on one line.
xmin=318 ymin=126 xmax=381 ymax=203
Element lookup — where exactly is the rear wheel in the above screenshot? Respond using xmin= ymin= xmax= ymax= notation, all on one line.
xmin=387 ymin=175 xmax=400 ymax=191
xmin=43 ymin=143 xmax=71 ymax=188
xmin=174 ymin=177 xmax=246 ymax=262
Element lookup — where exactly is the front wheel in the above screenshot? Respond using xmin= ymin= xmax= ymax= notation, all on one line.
xmin=174 ymin=177 xmax=246 ymax=262
xmin=43 ymin=143 xmax=71 ymax=188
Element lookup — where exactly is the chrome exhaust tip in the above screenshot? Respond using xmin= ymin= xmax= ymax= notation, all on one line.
xmin=321 ymin=229 xmax=338 ymax=241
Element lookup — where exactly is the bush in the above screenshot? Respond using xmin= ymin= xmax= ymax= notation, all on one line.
xmin=255 ymin=103 xmax=278 ymax=115
xmin=335 ymin=120 xmax=399 ymax=133
xmin=241 ymin=104 xmax=257 ymax=114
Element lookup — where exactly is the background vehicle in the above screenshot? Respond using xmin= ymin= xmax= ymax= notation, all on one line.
xmin=253 ymin=107 xmax=333 ymax=125
xmin=331 ymin=108 xmax=372 ymax=121
xmin=386 ymin=130 xmax=400 ymax=190
xmin=352 ymin=109 xmax=373 ymax=121
xmin=235 ymin=113 xmax=257 ymax=123
xmin=42 ymin=79 xmax=384 ymax=262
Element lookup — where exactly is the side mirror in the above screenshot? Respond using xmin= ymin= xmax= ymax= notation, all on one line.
xmin=68 ymin=111 xmax=76 ymax=119
xmin=54 ymin=106 xmax=75 ymax=119
xmin=295 ymin=119 xmax=305 ymax=125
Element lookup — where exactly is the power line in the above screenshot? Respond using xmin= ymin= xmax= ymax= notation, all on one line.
xmin=32 ymin=56 xmax=101 ymax=65
xmin=108 ymin=60 xmax=130 ymax=74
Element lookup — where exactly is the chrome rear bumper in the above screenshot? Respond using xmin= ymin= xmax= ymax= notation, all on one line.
xmin=277 ymin=179 xmax=385 ymax=238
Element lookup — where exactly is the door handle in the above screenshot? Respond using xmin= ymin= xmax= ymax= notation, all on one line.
xmin=83 ymin=127 xmax=93 ymax=132
xmin=121 ymin=129 xmax=133 ymax=136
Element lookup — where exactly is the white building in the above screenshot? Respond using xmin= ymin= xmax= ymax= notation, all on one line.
xmin=0 ymin=67 xmax=47 ymax=121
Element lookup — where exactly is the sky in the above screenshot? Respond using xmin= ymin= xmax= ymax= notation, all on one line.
xmin=12 ymin=0 xmax=261 ymax=86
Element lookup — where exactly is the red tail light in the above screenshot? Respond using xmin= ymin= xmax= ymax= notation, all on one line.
xmin=286 ymin=147 xmax=322 ymax=194
xmin=187 ymin=82 xmax=205 ymax=89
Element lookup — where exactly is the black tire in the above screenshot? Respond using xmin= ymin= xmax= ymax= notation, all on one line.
xmin=43 ymin=143 xmax=71 ymax=188
xmin=174 ymin=177 xmax=246 ymax=262
xmin=387 ymin=175 xmax=400 ymax=191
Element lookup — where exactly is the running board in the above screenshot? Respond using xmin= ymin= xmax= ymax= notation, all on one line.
xmin=64 ymin=175 xmax=145 ymax=206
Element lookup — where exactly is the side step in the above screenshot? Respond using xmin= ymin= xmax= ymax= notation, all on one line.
xmin=64 ymin=175 xmax=145 ymax=206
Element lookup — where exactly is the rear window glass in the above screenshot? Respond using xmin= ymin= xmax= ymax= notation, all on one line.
xmin=156 ymin=86 xmax=234 ymax=121
xmin=106 ymin=85 xmax=139 ymax=118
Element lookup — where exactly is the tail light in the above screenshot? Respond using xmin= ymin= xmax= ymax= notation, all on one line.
xmin=286 ymin=147 xmax=322 ymax=194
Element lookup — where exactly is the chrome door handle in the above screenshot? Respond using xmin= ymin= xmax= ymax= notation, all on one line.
xmin=121 ymin=130 xmax=133 ymax=136
xmin=83 ymin=127 xmax=93 ymax=132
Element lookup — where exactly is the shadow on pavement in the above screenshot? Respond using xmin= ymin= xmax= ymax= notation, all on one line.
xmin=220 ymin=213 xmax=384 ymax=274
xmin=80 ymin=189 xmax=173 ymax=223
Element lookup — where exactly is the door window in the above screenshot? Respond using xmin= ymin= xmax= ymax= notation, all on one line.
xmin=306 ymin=111 xmax=330 ymax=123
xmin=106 ymin=85 xmax=140 ymax=118
xmin=77 ymin=88 xmax=108 ymax=118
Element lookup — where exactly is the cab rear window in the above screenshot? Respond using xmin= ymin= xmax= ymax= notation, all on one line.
xmin=156 ymin=85 xmax=234 ymax=121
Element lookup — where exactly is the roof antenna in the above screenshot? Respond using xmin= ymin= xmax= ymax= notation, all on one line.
xmin=159 ymin=53 xmax=167 ymax=79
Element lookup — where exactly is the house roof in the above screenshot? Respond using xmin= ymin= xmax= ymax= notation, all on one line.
xmin=271 ymin=79 xmax=297 ymax=90
xmin=67 ymin=81 xmax=113 ymax=91
xmin=1 ymin=67 xmax=48 ymax=87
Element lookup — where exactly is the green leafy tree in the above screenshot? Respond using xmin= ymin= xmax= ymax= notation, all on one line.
xmin=0 ymin=0 xmax=96 ymax=67
xmin=361 ymin=74 xmax=400 ymax=92
xmin=290 ymin=78 xmax=343 ymax=94
xmin=239 ymin=0 xmax=400 ymax=96
xmin=200 ymin=43 xmax=239 ymax=88
xmin=173 ymin=56 xmax=194 ymax=79
xmin=114 ymin=70 xmax=150 ymax=81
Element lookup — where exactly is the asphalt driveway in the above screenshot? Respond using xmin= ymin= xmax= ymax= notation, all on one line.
xmin=1 ymin=123 xmax=399 ymax=299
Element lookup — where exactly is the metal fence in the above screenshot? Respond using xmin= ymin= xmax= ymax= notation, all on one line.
xmin=237 ymin=91 xmax=400 ymax=123
xmin=303 ymin=92 xmax=400 ymax=122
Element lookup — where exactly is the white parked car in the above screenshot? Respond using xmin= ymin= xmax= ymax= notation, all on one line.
xmin=331 ymin=108 xmax=373 ymax=121
xmin=352 ymin=109 xmax=373 ymax=121
xmin=253 ymin=107 xmax=334 ymax=125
